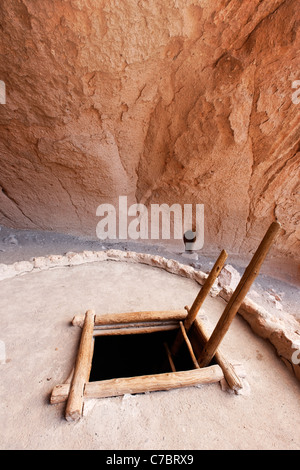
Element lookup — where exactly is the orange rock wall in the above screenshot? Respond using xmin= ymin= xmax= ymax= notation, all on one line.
xmin=0 ymin=0 xmax=299 ymax=262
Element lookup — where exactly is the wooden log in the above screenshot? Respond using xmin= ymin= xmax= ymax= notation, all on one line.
xmin=198 ymin=221 xmax=281 ymax=368
xmin=183 ymin=307 xmax=242 ymax=390
xmin=51 ymin=366 xmax=224 ymax=403
xmin=164 ymin=342 xmax=176 ymax=372
xmin=65 ymin=309 xmax=95 ymax=422
xmin=179 ymin=321 xmax=199 ymax=369
xmin=93 ymin=324 xmax=179 ymax=336
xmin=51 ymin=335 xmax=95 ymax=404
xmin=193 ymin=318 xmax=242 ymax=391
xmin=87 ymin=365 xmax=223 ymax=398
xmin=184 ymin=249 xmax=228 ymax=331
xmin=72 ymin=310 xmax=187 ymax=328
xmin=94 ymin=321 xmax=178 ymax=330
xmin=51 ymin=383 xmax=70 ymax=404
xmin=171 ymin=250 xmax=227 ymax=356
xmin=85 ymin=366 xmax=223 ymax=398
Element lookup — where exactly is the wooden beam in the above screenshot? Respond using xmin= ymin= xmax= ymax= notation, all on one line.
xmin=65 ymin=309 xmax=95 ymax=422
xmin=179 ymin=321 xmax=200 ymax=369
xmin=51 ymin=366 xmax=224 ymax=404
xmin=164 ymin=342 xmax=176 ymax=372
xmin=198 ymin=222 xmax=281 ymax=368
xmin=51 ymin=383 xmax=70 ymax=404
xmin=72 ymin=310 xmax=187 ymax=328
xmin=171 ymin=250 xmax=227 ymax=356
xmin=184 ymin=249 xmax=228 ymax=331
xmin=94 ymin=321 xmax=178 ymax=330
xmin=93 ymin=324 xmax=179 ymax=336
xmin=85 ymin=366 xmax=224 ymax=398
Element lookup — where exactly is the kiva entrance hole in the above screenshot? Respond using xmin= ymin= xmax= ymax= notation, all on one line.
xmin=89 ymin=330 xmax=196 ymax=382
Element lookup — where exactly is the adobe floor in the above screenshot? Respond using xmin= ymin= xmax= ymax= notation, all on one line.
xmin=0 ymin=259 xmax=299 ymax=450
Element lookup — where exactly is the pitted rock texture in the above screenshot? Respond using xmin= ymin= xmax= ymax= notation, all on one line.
xmin=0 ymin=0 xmax=299 ymax=265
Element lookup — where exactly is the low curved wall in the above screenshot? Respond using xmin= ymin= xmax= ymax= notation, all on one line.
xmin=0 ymin=248 xmax=299 ymax=381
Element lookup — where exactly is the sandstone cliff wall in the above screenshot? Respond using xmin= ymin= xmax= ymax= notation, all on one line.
xmin=0 ymin=0 xmax=299 ymax=263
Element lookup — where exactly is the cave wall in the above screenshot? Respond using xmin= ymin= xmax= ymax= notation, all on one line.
xmin=0 ymin=0 xmax=299 ymax=261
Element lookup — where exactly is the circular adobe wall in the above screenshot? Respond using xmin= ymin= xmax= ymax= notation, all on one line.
xmin=0 ymin=249 xmax=299 ymax=381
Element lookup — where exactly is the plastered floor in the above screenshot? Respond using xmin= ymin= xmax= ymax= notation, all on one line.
xmin=0 ymin=261 xmax=299 ymax=450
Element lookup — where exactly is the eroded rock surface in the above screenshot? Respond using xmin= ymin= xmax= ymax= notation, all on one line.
xmin=0 ymin=0 xmax=299 ymax=266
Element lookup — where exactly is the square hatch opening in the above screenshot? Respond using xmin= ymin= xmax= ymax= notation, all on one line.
xmin=89 ymin=329 xmax=196 ymax=382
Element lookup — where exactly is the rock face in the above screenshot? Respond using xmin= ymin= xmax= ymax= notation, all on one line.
xmin=0 ymin=1 xmax=299 ymax=265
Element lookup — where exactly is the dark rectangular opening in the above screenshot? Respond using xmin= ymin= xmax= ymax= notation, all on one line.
xmin=89 ymin=329 xmax=196 ymax=382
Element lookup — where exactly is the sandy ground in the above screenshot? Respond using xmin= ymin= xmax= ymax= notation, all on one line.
xmin=0 ymin=260 xmax=299 ymax=450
